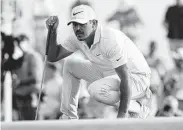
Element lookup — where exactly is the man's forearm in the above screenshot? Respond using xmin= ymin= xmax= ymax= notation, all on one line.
xmin=117 ymin=80 xmax=131 ymax=118
xmin=47 ymin=30 xmax=59 ymax=62
xmin=47 ymin=30 xmax=72 ymax=62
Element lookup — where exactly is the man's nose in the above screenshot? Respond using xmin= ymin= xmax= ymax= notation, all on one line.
xmin=75 ymin=24 xmax=81 ymax=30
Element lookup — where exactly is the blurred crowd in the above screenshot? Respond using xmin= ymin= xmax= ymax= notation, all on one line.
xmin=1 ymin=0 xmax=183 ymax=121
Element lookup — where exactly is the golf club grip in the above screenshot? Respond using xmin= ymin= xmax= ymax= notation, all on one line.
xmin=45 ymin=26 xmax=53 ymax=55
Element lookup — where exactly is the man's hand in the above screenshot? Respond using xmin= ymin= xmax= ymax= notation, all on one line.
xmin=46 ymin=16 xmax=59 ymax=31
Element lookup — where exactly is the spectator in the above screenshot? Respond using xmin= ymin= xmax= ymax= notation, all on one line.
xmin=164 ymin=0 xmax=183 ymax=51
xmin=145 ymin=41 xmax=165 ymax=116
xmin=11 ymin=34 xmax=43 ymax=120
xmin=163 ymin=48 xmax=183 ymax=98
xmin=1 ymin=32 xmax=16 ymax=101
xmin=39 ymin=63 xmax=63 ymax=120
xmin=146 ymin=41 xmax=166 ymax=80
xmin=1 ymin=32 xmax=24 ymax=121
xmin=107 ymin=0 xmax=142 ymax=42
xmin=156 ymin=95 xmax=183 ymax=117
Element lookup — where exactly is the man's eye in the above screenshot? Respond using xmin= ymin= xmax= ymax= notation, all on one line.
xmin=73 ymin=23 xmax=77 ymax=26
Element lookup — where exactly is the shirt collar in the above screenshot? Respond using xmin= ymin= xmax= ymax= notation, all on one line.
xmin=93 ymin=23 xmax=101 ymax=45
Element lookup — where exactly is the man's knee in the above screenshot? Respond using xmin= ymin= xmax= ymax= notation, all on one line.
xmin=88 ymin=78 xmax=120 ymax=105
xmin=63 ymin=55 xmax=83 ymax=73
xmin=64 ymin=57 xmax=77 ymax=68
xmin=64 ymin=51 xmax=84 ymax=66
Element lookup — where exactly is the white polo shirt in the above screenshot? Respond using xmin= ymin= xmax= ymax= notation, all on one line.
xmin=59 ymin=24 xmax=151 ymax=76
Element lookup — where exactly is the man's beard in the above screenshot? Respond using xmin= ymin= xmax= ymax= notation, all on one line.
xmin=75 ymin=31 xmax=85 ymax=41
xmin=76 ymin=34 xmax=85 ymax=41
xmin=77 ymin=37 xmax=85 ymax=41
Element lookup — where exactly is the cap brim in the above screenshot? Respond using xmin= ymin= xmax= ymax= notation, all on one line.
xmin=67 ymin=19 xmax=88 ymax=26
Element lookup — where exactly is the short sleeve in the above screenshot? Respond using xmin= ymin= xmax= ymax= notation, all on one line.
xmin=105 ymin=38 xmax=128 ymax=68
xmin=58 ymin=34 xmax=78 ymax=52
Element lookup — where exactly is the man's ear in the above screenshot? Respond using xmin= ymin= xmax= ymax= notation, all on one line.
xmin=92 ymin=20 xmax=97 ymax=29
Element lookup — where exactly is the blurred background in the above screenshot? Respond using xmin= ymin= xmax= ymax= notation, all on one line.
xmin=1 ymin=0 xmax=183 ymax=121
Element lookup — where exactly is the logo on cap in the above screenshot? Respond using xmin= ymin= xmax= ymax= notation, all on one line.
xmin=116 ymin=57 xmax=122 ymax=61
xmin=73 ymin=11 xmax=84 ymax=16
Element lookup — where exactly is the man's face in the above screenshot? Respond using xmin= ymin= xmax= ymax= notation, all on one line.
xmin=72 ymin=21 xmax=94 ymax=41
